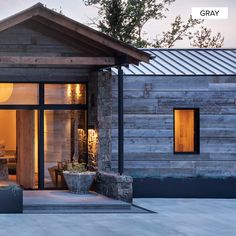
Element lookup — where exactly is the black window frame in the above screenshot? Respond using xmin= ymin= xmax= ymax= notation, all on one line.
xmin=0 ymin=81 xmax=88 ymax=190
xmin=173 ymin=108 xmax=200 ymax=155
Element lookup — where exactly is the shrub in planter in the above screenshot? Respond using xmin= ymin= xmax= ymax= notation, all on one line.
xmin=63 ymin=162 xmax=96 ymax=194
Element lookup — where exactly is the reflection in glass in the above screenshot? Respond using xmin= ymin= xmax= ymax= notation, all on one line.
xmin=44 ymin=110 xmax=87 ymax=188
xmin=45 ymin=84 xmax=86 ymax=104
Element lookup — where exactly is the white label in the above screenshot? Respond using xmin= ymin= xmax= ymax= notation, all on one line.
xmin=192 ymin=7 xmax=228 ymax=19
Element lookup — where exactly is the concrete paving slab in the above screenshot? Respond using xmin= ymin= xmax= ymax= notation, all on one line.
xmin=23 ymin=190 xmax=129 ymax=207
xmin=0 ymin=198 xmax=235 ymax=236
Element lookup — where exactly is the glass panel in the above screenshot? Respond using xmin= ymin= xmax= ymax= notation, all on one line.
xmin=45 ymin=84 xmax=86 ymax=104
xmin=0 ymin=110 xmax=38 ymax=189
xmin=0 ymin=83 xmax=38 ymax=105
xmin=174 ymin=109 xmax=195 ymax=153
xmin=44 ymin=110 xmax=87 ymax=188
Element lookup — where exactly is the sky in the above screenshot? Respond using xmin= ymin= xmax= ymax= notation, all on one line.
xmin=0 ymin=0 xmax=235 ymax=48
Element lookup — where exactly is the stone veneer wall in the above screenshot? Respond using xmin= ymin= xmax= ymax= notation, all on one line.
xmin=88 ymin=71 xmax=112 ymax=172
xmin=95 ymin=171 xmax=133 ymax=203
xmin=88 ymin=72 xmax=134 ymax=202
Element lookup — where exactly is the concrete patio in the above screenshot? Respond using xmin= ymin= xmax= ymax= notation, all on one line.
xmin=23 ymin=190 xmax=149 ymax=214
xmin=23 ymin=190 xmax=131 ymax=213
xmin=0 ymin=198 xmax=236 ymax=235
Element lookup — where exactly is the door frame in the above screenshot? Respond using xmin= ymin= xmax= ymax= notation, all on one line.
xmin=0 ymin=82 xmax=88 ymax=189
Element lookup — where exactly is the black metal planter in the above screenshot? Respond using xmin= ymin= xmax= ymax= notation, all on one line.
xmin=133 ymin=177 xmax=236 ymax=198
xmin=0 ymin=185 xmax=23 ymax=213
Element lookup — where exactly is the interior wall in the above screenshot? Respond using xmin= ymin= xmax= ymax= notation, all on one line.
xmin=0 ymin=110 xmax=16 ymax=150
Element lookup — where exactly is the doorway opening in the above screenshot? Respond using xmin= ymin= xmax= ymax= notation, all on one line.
xmin=0 ymin=110 xmax=38 ymax=189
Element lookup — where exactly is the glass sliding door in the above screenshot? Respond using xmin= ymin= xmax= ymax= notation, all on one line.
xmin=0 ymin=109 xmax=38 ymax=189
xmin=0 ymin=82 xmax=87 ymax=189
xmin=44 ymin=110 xmax=87 ymax=189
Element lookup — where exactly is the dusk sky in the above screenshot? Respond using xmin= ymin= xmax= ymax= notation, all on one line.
xmin=0 ymin=0 xmax=235 ymax=48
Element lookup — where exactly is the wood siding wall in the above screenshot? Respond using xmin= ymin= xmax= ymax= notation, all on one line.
xmin=111 ymin=75 xmax=236 ymax=178
xmin=0 ymin=23 xmax=91 ymax=82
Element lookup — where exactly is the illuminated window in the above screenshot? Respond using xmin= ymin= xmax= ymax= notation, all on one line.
xmin=174 ymin=108 xmax=199 ymax=154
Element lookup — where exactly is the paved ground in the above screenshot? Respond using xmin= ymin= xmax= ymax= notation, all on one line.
xmin=0 ymin=198 xmax=236 ymax=236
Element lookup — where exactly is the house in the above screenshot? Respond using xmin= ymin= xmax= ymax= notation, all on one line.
xmin=111 ymin=48 xmax=236 ymax=197
xmin=0 ymin=3 xmax=235 ymax=201
xmin=0 ymin=3 xmax=149 ymax=201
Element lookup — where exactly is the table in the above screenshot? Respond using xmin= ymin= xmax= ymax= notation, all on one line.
xmin=55 ymin=169 xmax=66 ymax=188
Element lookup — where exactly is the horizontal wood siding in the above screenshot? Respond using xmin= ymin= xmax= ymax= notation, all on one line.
xmin=111 ymin=75 xmax=236 ymax=178
xmin=0 ymin=23 xmax=92 ymax=82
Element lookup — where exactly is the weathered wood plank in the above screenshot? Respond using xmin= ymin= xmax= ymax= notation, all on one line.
xmin=112 ymin=75 xmax=236 ymax=90
xmin=16 ymin=110 xmax=35 ymax=189
xmin=0 ymin=56 xmax=115 ymax=65
xmin=209 ymin=83 xmax=236 ymax=90
xmin=111 ymin=153 xmax=236 ymax=161
xmin=112 ymin=90 xmax=236 ymax=100
xmin=0 ymin=23 xmax=61 ymax=45
xmin=112 ymin=128 xmax=236 ymax=138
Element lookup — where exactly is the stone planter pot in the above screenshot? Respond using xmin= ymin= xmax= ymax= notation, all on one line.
xmin=63 ymin=171 xmax=96 ymax=194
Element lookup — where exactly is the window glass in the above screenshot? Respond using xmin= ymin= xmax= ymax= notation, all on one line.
xmin=0 ymin=83 xmax=38 ymax=105
xmin=174 ymin=109 xmax=199 ymax=153
xmin=44 ymin=110 xmax=87 ymax=188
xmin=45 ymin=84 xmax=86 ymax=104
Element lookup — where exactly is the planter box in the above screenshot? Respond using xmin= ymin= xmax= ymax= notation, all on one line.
xmin=133 ymin=177 xmax=236 ymax=198
xmin=63 ymin=171 xmax=96 ymax=194
xmin=0 ymin=185 xmax=23 ymax=213
xmin=95 ymin=171 xmax=133 ymax=203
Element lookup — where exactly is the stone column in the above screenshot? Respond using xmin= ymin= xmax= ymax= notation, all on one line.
xmin=88 ymin=71 xmax=112 ymax=172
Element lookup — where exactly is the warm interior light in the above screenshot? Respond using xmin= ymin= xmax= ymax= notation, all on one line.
xmin=88 ymin=129 xmax=97 ymax=142
xmin=87 ymin=128 xmax=98 ymax=167
xmin=75 ymin=84 xmax=81 ymax=100
xmin=174 ymin=109 xmax=194 ymax=152
xmin=67 ymin=84 xmax=81 ymax=103
xmin=0 ymin=83 xmax=13 ymax=103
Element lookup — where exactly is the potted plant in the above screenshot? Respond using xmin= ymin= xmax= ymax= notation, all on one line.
xmin=63 ymin=161 xmax=96 ymax=194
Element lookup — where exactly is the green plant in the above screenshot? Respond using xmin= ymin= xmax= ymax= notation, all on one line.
xmin=65 ymin=161 xmax=87 ymax=173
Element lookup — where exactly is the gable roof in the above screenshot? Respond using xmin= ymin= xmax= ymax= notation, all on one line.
xmin=119 ymin=48 xmax=236 ymax=76
xmin=0 ymin=3 xmax=150 ymax=65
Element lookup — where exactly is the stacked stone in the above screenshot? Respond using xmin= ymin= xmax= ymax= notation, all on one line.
xmin=95 ymin=171 xmax=133 ymax=203
xmin=0 ymin=140 xmax=5 ymax=157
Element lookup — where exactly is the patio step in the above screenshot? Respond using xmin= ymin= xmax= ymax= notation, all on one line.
xmin=23 ymin=203 xmax=131 ymax=213
xmin=23 ymin=190 xmax=131 ymax=213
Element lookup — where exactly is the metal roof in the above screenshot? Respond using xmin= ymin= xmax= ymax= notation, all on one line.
xmin=115 ymin=49 xmax=236 ymax=76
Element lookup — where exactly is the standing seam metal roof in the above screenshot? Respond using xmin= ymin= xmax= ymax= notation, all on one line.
xmin=117 ymin=49 xmax=236 ymax=76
